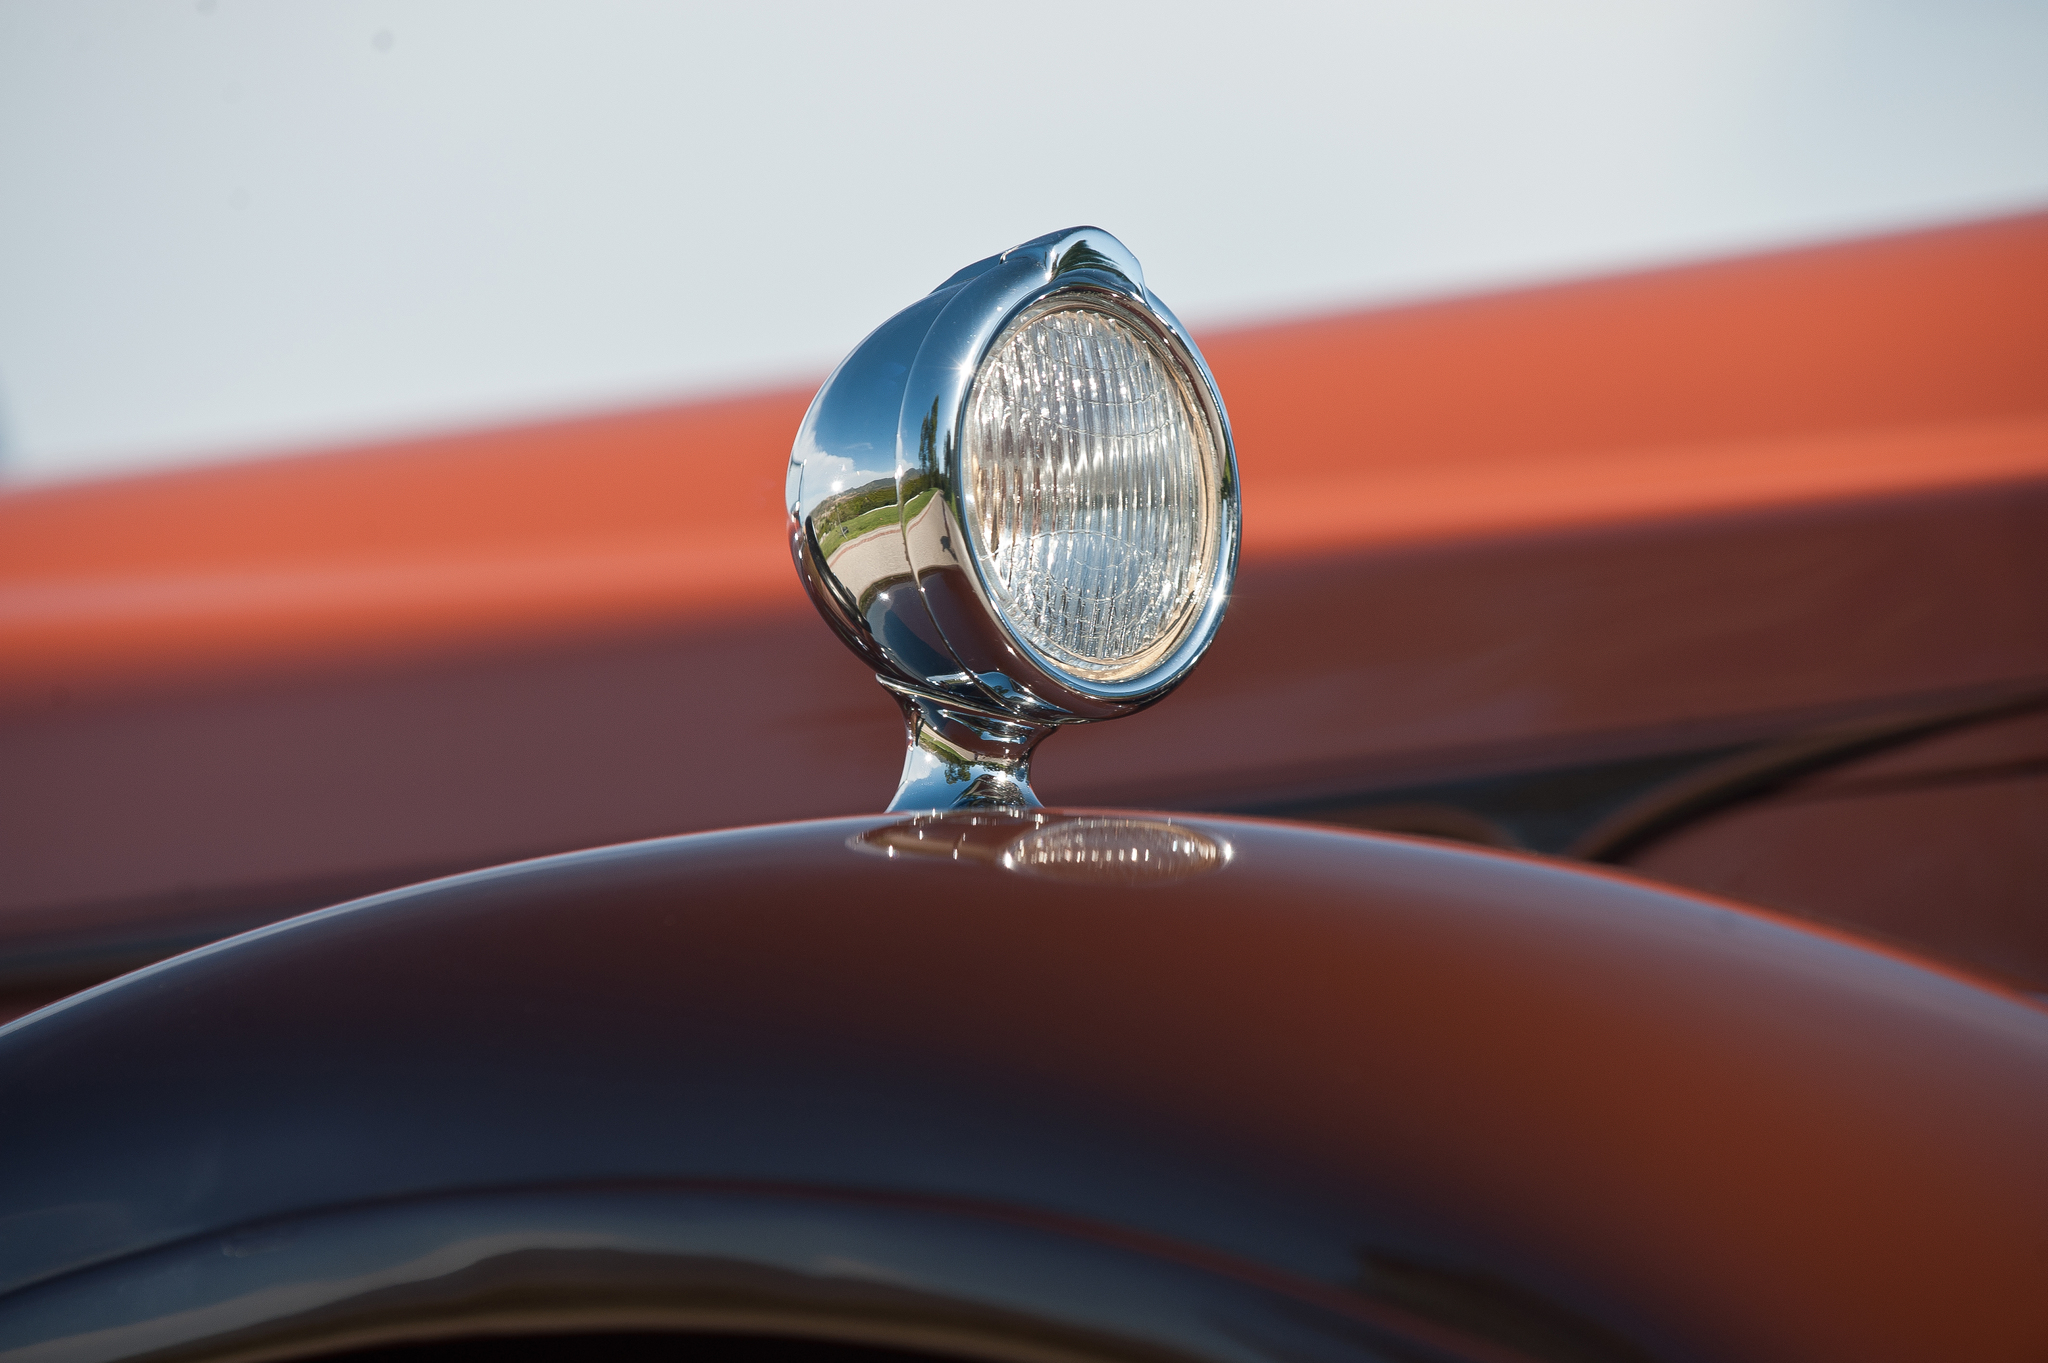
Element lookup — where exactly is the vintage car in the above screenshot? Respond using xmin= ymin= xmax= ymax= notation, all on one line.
xmin=2 ymin=221 xmax=2046 ymax=1363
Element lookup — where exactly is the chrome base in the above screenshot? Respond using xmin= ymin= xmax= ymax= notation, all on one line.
xmin=880 ymin=677 xmax=1058 ymax=812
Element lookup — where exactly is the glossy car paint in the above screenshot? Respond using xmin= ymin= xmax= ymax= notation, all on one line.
xmin=3 ymin=815 xmax=2046 ymax=1362
xmin=1626 ymin=702 xmax=2048 ymax=985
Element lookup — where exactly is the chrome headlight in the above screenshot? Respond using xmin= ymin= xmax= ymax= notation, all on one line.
xmin=788 ymin=228 xmax=1240 ymax=811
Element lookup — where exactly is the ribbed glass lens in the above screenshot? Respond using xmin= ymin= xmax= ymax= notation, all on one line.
xmin=963 ymin=301 xmax=1221 ymax=683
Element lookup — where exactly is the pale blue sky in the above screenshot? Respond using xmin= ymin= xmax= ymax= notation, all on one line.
xmin=2 ymin=1 xmax=2045 ymax=482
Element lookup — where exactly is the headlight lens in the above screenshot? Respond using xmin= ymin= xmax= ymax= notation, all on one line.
xmin=963 ymin=298 xmax=1225 ymax=684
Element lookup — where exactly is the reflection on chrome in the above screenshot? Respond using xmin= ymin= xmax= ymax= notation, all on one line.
xmin=851 ymin=812 xmax=1228 ymax=885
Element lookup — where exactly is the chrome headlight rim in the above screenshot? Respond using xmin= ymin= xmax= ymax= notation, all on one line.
xmin=898 ymin=230 xmax=1241 ymax=720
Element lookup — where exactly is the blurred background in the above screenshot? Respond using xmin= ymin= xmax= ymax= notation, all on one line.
xmin=3 ymin=0 xmax=2046 ymax=483
xmin=3 ymin=2 xmax=2047 ymax=1018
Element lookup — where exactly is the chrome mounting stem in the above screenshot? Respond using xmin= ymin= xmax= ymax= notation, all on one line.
xmin=880 ymin=677 xmax=1057 ymax=812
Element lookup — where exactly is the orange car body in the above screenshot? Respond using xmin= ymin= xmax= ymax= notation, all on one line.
xmin=4 ymin=210 xmax=2043 ymax=1011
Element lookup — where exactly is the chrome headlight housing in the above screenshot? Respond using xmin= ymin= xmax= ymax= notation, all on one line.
xmin=788 ymin=228 xmax=1240 ymax=809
